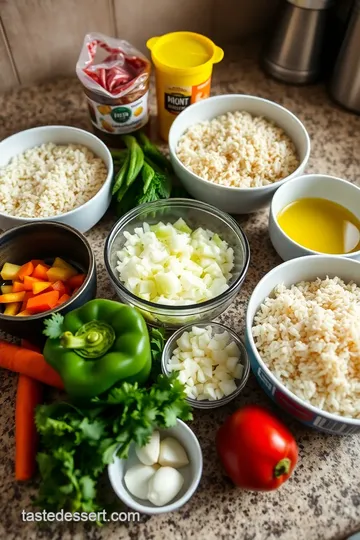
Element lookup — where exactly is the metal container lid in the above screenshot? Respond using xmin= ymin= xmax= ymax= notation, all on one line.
xmin=287 ymin=0 xmax=335 ymax=9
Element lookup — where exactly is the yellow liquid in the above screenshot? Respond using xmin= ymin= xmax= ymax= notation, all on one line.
xmin=277 ymin=198 xmax=360 ymax=254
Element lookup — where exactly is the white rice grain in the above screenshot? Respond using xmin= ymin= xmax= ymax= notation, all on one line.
xmin=176 ymin=111 xmax=299 ymax=188
xmin=252 ymin=277 xmax=360 ymax=419
xmin=0 ymin=142 xmax=108 ymax=218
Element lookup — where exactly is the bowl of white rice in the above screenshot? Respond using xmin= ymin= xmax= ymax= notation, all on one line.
xmin=168 ymin=94 xmax=310 ymax=214
xmin=245 ymin=255 xmax=360 ymax=435
xmin=0 ymin=125 xmax=113 ymax=233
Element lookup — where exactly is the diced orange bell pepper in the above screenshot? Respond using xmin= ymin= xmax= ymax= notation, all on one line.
xmin=51 ymin=280 xmax=67 ymax=296
xmin=1 ymin=285 xmax=13 ymax=294
xmin=32 ymin=263 xmax=50 ymax=281
xmin=1 ymin=262 xmax=21 ymax=281
xmin=0 ymin=291 xmax=26 ymax=303
xmin=32 ymin=281 xmax=52 ymax=295
xmin=21 ymin=292 xmax=34 ymax=311
xmin=23 ymin=275 xmax=43 ymax=291
xmin=26 ymin=291 xmax=59 ymax=314
xmin=16 ymin=310 xmax=31 ymax=317
xmin=17 ymin=261 xmax=34 ymax=281
xmin=56 ymin=293 xmax=71 ymax=306
xmin=12 ymin=281 xmax=25 ymax=293
xmin=4 ymin=302 xmax=22 ymax=316
xmin=52 ymin=257 xmax=77 ymax=276
xmin=47 ymin=267 xmax=76 ymax=282
xmin=67 ymin=273 xmax=86 ymax=290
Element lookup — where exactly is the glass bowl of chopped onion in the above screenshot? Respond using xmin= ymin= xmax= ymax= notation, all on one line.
xmin=104 ymin=198 xmax=250 ymax=330
xmin=161 ymin=322 xmax=250 ymax=409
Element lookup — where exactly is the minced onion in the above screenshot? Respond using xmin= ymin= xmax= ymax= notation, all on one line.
xmin=116 ymin=218 xmax=234 ymax=305
xmin=167 ymin=325 xmax=243 ymax=400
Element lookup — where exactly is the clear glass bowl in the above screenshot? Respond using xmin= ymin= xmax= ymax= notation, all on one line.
xmin=161 ymin=322 xmax=250 ymax=409
xmin=104 ymin=198 xmax=250 ymax=330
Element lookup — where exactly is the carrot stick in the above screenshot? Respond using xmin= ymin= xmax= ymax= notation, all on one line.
xmin=15 ymin=374 xmax=43 ymax=480
xmin=0 ymin=340 xmax=63 ymax=389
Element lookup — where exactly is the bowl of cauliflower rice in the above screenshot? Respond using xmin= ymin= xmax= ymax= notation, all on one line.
xmin=169 ymin=94 xmax=310 ymax=214
xmin=245 ymin=254 xmax=360 ymax=435
xmin=0 ymin=125 xmax=113 ymax=233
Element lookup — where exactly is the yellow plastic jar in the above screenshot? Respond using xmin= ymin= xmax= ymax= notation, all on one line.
xmin=147 ymin=32 xmax=224 ymax=141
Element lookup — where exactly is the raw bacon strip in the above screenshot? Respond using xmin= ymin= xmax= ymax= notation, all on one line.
xmin=82 ymin=39 xmax=148 ymax=95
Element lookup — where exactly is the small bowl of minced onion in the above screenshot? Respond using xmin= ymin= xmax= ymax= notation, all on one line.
xmin=104 ymin=199 xmax=250 ymax=330
xmin=161 ymin=322 xmax=250 ymax=409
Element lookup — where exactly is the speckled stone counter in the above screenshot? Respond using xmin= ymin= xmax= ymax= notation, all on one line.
xmin=0 ymin=43 xmax=360 ymax=540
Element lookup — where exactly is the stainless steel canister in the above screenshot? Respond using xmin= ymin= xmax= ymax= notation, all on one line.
xmin=330 ymin=0 xmax=360 ymax=113
xmin=262 ymin=0 xmax=335 ymax=84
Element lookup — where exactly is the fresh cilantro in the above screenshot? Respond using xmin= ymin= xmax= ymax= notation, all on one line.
xmin=149 ymin=327 xmax=166 ymax=381
xmin=35 ymin=375 xmax=192 ymax=517
xmin=43 ymin=313 xmax=65 ymax=339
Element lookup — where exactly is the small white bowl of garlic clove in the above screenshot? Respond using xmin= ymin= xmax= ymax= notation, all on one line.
xmin=108 ymin=419 xmax=203 ymax=514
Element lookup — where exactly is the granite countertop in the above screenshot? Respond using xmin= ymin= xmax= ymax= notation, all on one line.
xmin=0 ymin=44 xmax=360 ymax=540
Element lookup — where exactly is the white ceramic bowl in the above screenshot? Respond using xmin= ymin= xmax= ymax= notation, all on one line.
xmin=245 ymin=255 xmax=360 ymax=434
xmin=0 ymin=126 xmax=113 ymax=233
xmin=168 ymin=94 xmax=310 ymax=214
xmin=108 ymin=419 xmax=203 ymax=515
xmin=269 ymin=174 xmax=360 ymax=262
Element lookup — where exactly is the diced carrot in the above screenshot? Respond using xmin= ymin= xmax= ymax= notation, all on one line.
xmin=52 ymin=257 xmax=77 ymax=276
xmin=0 ymin=292 xmax=26 ymax=303
xmin=16 ymin=310 xmax=31 ymax=317
xmin=51 ymin=280 xmax=66 ymax=296
xmin=1 ymin=262 xmax=21 ymax=281
xmin=4 ymin=302 xmax=22 ymax=316
xmin=47 ymin=267 xmax=75 ymax=282
xmin=67 ymin=273 xmax=86 ymax=290
xmin=32 ymin=281 xmax=52 ymax=295
xmin=26 ymin=291 xmax=59 ymax=314
xmin=23 ymin=276 xmax=43 ymax=291
xmin=17 ymin=262 xmax=34 ymax=281
xmin=21 ymin=292 xmax=34 ymax=311
xmin=1 ymin=285 xmax=13 ymax=294
xmin=56 ymin=293 xmax=71 ymax=306
xmin=30 ymin=259 xmax=44 ymax=267
xmin=12 ymin=281 xmax=25 ymax=293
xmin=32 ymin=263 xmax=50 ymax=281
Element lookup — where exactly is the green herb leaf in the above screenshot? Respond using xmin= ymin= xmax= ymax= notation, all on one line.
xmin=43 ymin=313 xmax=65 ymax=339
xmin=35 ymin=375 xmax=192 ymax=517
xmin=148 ymin=327 xmax=166 ymax=381
xmin=77 ymin=418 xmax=106 ymax=442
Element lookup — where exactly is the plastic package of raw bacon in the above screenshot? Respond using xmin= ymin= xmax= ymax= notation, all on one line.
xmin=76 ymin=33 xmax=151 ymax=143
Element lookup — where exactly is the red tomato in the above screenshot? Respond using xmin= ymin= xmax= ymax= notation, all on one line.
xmin=216 ymin=405 xmax=298 ymax=491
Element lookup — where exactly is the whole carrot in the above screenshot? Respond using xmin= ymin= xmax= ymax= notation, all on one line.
xmin=15 ymin=374 xmax=43 ymax=481
xmin=21 ymin=339 xmax=40 ymax=352
xmin=0 ymin=340 xmax=63 ymax=389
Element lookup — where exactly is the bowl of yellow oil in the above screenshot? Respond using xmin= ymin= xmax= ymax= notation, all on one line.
xmin=269 ymin=174 xmax=360 ymax=261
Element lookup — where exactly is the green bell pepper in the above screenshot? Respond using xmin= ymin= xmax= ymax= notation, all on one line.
xmin=43 ymin=299 xmax=151 ymax=399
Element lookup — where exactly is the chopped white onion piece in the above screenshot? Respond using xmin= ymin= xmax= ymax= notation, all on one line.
xmin=116 ymin=219 xmax=234 ymax=305
xmin=167 ymin=325 xmax=244 ymax=401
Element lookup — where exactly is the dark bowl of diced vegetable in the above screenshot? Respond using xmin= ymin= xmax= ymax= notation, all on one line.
xmin=0 ymin=221 xmax=96 ymax=343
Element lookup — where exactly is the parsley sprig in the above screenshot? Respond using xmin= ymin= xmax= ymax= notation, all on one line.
xmin=35 ymin=374 xmax=192 ymax=514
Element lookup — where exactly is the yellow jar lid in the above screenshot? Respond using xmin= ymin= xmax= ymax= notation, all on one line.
xmin=147 ymin=32 xmax=223 ymax=73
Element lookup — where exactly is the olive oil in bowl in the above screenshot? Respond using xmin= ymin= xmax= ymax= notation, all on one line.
xmin=277 ymin=198 xmax=360 ymax=254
